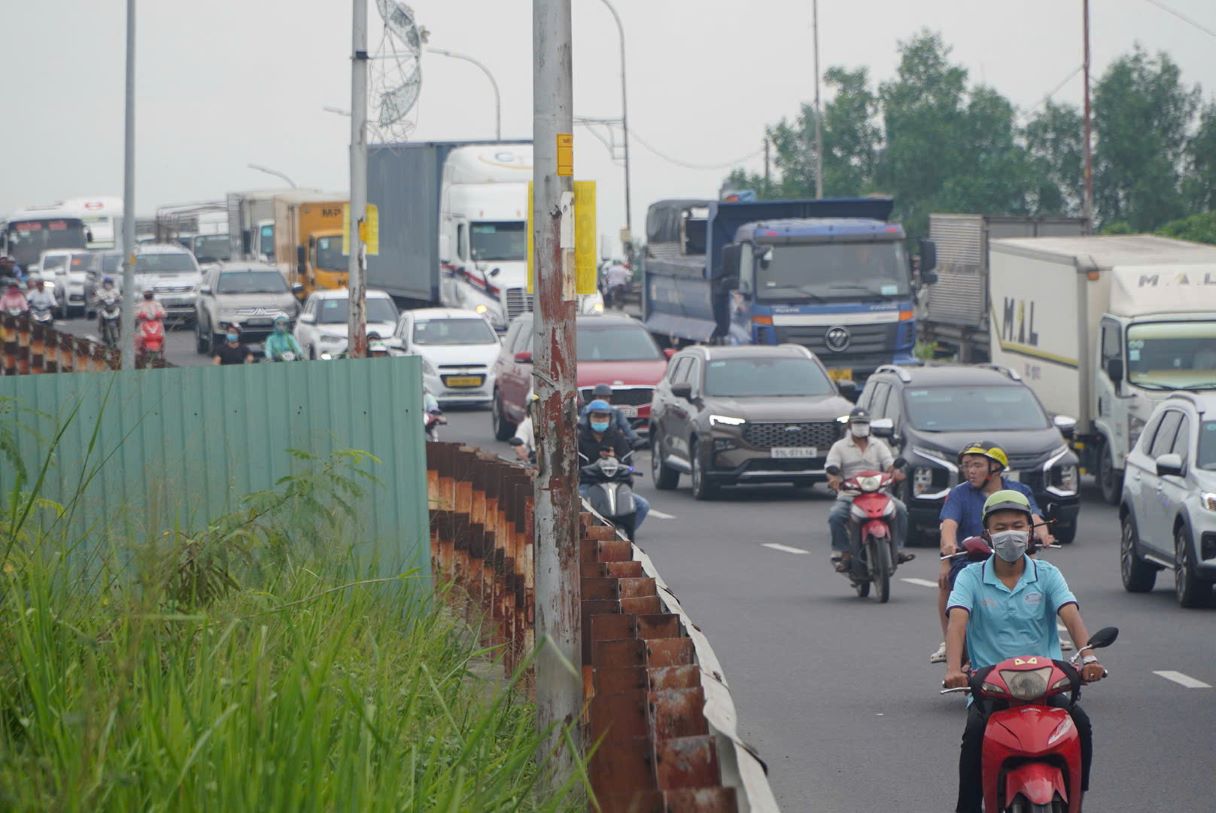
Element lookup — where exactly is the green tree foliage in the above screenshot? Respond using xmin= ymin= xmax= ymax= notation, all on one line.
xmin=1184 ymin=103 xmax=1216 ymax=212
xmin=1156 ymin=211 xmax=1216 ymax=244
xmin=1025 ymin=101 xmax=1084 ymax=216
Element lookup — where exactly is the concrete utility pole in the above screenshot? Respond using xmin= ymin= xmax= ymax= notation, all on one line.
xmin=599 ymin=0 xmax=632 ymax=239
xmin=1082 ymin=0 xmax=1095 ymax=232
xmin=428 ymin=48 xmax=501 ymax=140
xmin=120 ymin=0 xmax=137 ymax=370
xmin=812 ymin=0 xmax=824 ymax=199
xmin=348 ymin=0 xmax=369 ymax=358
xmin=533 ymin=0 xmax=581 ymax=787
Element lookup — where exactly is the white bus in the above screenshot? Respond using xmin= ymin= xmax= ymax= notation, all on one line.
xmin=56 ymin=197 xmax=124 ymax=249
xmin=0 ymin=206 xmax=90 ymax=273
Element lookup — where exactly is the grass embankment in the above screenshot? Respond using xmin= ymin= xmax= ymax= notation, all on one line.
xmin=0 ymin=411 xmax=580 ymax=812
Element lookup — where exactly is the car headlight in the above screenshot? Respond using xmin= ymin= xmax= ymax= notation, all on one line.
xmin=709 ymin=414 xmax=746 ymax=428
xmin=474 ymin=303 xmax=489 ymax=315
xmin=912 ymin=466 xmax=935 ymax=497
xmin=1054 ymin=464 xmax=1079 ymax=493
xmin=1000 ymin=667 xmax=1052 ymax=702
xmin=320 ymin=334 xmax=345 ymax=344
xmin=1129 ymin=414 xmax=1147 ymax=448
xmin=1202 ymin=492 xmax=1216 ymax=513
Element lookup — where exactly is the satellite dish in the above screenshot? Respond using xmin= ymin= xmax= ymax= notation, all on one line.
xmin=370 ymin=0 xmax=424 ymax=143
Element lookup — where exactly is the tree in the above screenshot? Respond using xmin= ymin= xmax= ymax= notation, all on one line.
xmin=938 ymin=86 xmax=1032 ymax=217
xmin=1093 ymin=47 xmax=1199 ymax=230
xmin=1184 ymin=102 xmax=1216 ymax=212
xmin=1025 ymin=101 xmax=1084 ymax=216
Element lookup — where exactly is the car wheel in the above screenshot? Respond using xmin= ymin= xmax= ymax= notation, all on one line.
xmin=1119 ymin=511 xmax=1156 ymax=593
xmin=689 ymin=438 xmax=717 ymax=501
xmin=1098 ymin=440 xmax=1122 ymax=506
xmin=491 ymin=390 xmax=516 ymax=441
xmin=1175 ymin=523 xmax=1212 ymax=608
xmin=195 ymin=318 xmax=209 ymax=354
xmin=650 ymin=431 xmax=680 ymax=490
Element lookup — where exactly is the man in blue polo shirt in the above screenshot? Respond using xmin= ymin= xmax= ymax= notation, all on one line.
xmin=944 ymin=490 xmax=1105 ymax=813
xmin=929 ymin=441 xmax=1056 ymax=663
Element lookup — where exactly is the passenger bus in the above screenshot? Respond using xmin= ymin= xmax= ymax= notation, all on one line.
xmin=0 ymin=206 xmax=90 ymax=273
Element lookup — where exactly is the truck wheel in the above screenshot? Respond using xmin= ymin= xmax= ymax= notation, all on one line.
xmin=1120 ymin=512 xmax=1156 ymax=593
xmin=1098 ymin=441 xmax=1122 ymax=506
xmin=689 ymin=439 xmax=718 ymax=501
xmin=650 ymin=432 xmax=680 ymax=490
xmin=491 ymin=391 xmax=516 ymax=441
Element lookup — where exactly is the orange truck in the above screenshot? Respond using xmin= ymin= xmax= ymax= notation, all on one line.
xmin=272 ymin=191 xmax=349 ymax=293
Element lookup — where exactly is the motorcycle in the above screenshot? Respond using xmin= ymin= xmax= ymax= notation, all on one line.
xmin=29 ymin=298 xmax=54 ymax=326
xmin=97 ymin=299 xmax=121 ymax=348
xmin=136 ymin=315 xmax=166 ymax=366
xmin=424 ymin=407 xmax=446 ymax=441
xmin=827 ymin=458 xmax=907 ymax=603
xmin=268 ymin=350 xmax=298 ymax=362
xmin=580 ymin=454 xmax=642 ymax=541
xmin=941 ymin=627 xmax=1118 ymax=813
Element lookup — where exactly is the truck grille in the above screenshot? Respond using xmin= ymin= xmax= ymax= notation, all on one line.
xmin=506 ymin=287 xmax=533 ymax=321
xmin=743 ymin=421 xmax=842 ymax=450
xmin=579 ymin=386 xmax=653 ymax=407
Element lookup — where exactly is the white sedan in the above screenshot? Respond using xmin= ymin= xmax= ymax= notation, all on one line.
xmin=394 ymin=307 xmax=501 ymax=406
xmin=294 ymin=288 xmax=400 ymax=359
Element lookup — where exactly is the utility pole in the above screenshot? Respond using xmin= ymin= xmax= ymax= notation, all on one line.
xmin=812 ymin=0 xmax=824 ymax=199
xmin=599 ymin=0 xmax=632 ymax=239
xmin=533 ymin=0 xmax=580 ymax=788
xmin=120 ymin=0 xmax=137 ymax=370
xmin=348 ymin=0 xmax=369 ymax=358
xmin=1081 ymin=0 xmax=1094 ymax=233
xmin=763 ymin=132 xmax=771 ymax=193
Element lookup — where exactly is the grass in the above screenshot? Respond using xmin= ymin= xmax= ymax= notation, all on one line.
xmin=0 ymin=397 xmax=583 ymax=812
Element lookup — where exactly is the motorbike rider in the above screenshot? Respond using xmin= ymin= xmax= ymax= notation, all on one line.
xmin=1 ymin=281 xmax=28 ymax=315
xmin=944 ymin=490 xmax=1104 ymax=813
xmin=601 ymin=260 xmax=631 ymax=307
xmin=931 ymin=441 xmax=1062 ymax=663
xmin=512 ymin=391 xmax=539 ymax=464
xmin=578 ymin=383 xmax=641 ymax=444
xmin=578 ymin=399 xmax=650 ymax=530
xmin=825 ymin=407 xmax=912 ymax=572
xmin=93 ymin=276 xmax=121 ymax=310
xmin=26 ymin=276 xmax=57 ymax=321
xmin=264 ymin=315 xmax=304 ymax=361
xmin=0 ymin=255 xmax=25 ymax=284
xmin=135 ymin=288 xmax=166 ymax=322
xmin=212 ymin=324 xmax=255 ymax=365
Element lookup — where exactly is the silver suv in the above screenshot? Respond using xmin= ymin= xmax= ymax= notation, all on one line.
xmin=1120 ymin=393 xmax=1216 ymax=607
xmin=194 ymin=263 xmax=301 ymax=355
xmin=133 ymin=243 xmax=203 ymax=324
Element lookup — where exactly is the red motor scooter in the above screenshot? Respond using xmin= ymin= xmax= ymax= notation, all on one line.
xmin=828 ymin=457 xmax=906 ymax=603
xmin=136 ymin=314 xmax=165 ymax=366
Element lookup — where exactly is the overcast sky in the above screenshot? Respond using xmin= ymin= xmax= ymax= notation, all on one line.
xmin=6 ymin=0 xmax=1215 ymax=252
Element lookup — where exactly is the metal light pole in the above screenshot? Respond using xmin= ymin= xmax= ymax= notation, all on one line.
xmin=1082 ymin=0 xmax=1094 ymax=232
xmin=599 ymin=0 xmax=632 ymax=239
xmin=427 ymin=47 xmax=501 ymax=140
xmin=812 ymin=0 xmax=824 ymax=199
xmin=348 ymin=0 xmax=369 ymax=358
xmin=247 ymin=163 xmax=298 ymax=189
xmin=533 ymin=0 xmax=580 ymax=787
xmin=120 ymin=0 xmax=137 ymax=370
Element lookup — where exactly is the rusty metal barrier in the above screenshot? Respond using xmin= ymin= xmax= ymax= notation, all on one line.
xmin=0 ymin=312 xmax=174 ymax=374
xmin=426 ymin=442 xmax=779 ymax=813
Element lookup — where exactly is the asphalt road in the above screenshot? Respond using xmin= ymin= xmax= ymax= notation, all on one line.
xmin=56 ymin=315 xmax=227 ymax=368
xmin=439 ymin=407 xmax=1216 ymax=812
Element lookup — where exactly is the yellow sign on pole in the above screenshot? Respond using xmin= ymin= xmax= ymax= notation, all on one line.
xmin=556 ymin=133 xmax=574 ymax=177
xmin=527 ymin=180 xmax=597 ymax=296
xmin=342 ymin=203 xmax=379 ymax=256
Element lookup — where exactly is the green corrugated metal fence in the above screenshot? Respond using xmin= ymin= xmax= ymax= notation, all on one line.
xmin=0 ymin=357 xmax=429 ymax=583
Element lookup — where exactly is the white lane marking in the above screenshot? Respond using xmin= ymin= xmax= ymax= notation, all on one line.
xmin=1153 ymin=670 xmax=1212 ymax=689
xmin=901 ymin=577 xmax=939 ymax=588
xmin=762 ymin=543 xmax=810 ymax=555
xmin=648 ymin=509 xmax=676 ymax=520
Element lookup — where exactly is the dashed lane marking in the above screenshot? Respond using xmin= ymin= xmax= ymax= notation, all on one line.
xmin=648 ymin=509 xmax=676 ymax=520
xmin=762 ymin=543 xmax=810 ymax=555
xmin=1153 ymin=671 xmax=1212 ymax=689
xmin=901 ymin=577 xmax=939 ymax=588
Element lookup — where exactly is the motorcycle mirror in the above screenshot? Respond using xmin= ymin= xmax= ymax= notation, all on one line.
xmin=1087 ymin=627 xmax=1118 ymax=650
xmin=825 ymin=465 xmax=841 ymax=477
xmin=892 ymin=456 xmax=907 ymax=469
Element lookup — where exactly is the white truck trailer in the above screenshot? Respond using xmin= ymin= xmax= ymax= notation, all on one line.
xmin=988 ymin=235 xmax=1216 ymax=504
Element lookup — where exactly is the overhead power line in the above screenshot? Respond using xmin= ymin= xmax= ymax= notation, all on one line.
xmin=628 ymin=130 xmax=765 ymax=171
xmin=1143 ymin=0 xmax=1216 ymax=39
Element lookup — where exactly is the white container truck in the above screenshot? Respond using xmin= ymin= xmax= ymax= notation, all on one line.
xmin=988 ymin=235 xmax=1216 ymax=504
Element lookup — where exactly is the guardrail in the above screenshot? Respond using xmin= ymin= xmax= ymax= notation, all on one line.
xmin=426 ymin=443 xmax=779 ymax=813
xmin=1 ymin=313 xmax=121 ymax=374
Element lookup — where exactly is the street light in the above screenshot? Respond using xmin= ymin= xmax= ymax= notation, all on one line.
xmin=427 ymin=47 xmax=501 ymax=141
xmin=247 ymin=163 xmax=297 ymax=189
xmin=598 ymin=0 xmax=632 ymax=238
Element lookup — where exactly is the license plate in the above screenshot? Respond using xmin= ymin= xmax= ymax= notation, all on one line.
xmin=826 ymin=367 xmax=853 ymax=382
xmin=771 ymin=447 xmax=817 ymax=459
xmin=444 ymin=376 xmax=483 ymax=388
xmin=616 ymin=405 xmax=639 ymax=417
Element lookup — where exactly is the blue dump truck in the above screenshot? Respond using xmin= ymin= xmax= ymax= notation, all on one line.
xmin=642 ymin=197 xmax=919 ymax=387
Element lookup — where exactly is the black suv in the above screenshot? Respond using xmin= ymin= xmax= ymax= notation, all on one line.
xmin=858 ymin=364 xmax=1081 ymax=543
xmin=649 ymin=344 xmax=853 ymax=498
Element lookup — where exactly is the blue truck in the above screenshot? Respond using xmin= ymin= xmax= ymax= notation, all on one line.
xmin=642 ymin=197 xmax=919 ymax=387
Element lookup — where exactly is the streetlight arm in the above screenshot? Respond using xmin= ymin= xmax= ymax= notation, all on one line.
xmin=247 ymin=163 xmax=298 ymax=189
xmin=427 ymin=47 xmax=502 ymax=141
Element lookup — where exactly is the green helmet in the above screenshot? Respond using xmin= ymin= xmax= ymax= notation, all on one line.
xmin=982 ymin=489 xmax=1032 ymax=525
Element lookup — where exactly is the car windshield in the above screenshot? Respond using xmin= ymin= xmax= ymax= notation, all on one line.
xmin=1126 ymin=322 xmax=1216 ymax=390
xmin=316 ymin=297 xmax=398 ymax=325
xmin=69 ymin=254 xmax=93 ymax=273
xmin=470 ymin=221 xmax=526 ymax=262
xmin=101 ymin=253 xmax=123 ymax=273
xmin=136 ymin=253 xmax=197 ymax=274
xmin=194 ymin=235 xmax=231 ymax=263
xmin=41 ymin=254 xmax=68 ymax=271
xmin=1199 ymin=420 xmax=1216 ymax=470
xmin=755 ymin=240 xmax=910 ymax=302
xmin=315 ymin=236 xmax=347 ymax=272
xmin=216 ymin=271 xmax=287 ymax=294
xmin=577 ymin=324 xmax=663 ymax=362
xmin=704 ymin=357 xmax=835 ymax=397
xmin=413 ymin=318 xmax=497 ymax=346
xmin=4 ymin=219 xmax=89 ymax=267
xmin=904 ymin=386 xmax=1050 ymax=431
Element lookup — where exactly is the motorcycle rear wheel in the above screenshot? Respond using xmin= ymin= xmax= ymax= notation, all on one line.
xmin=1008 ymin=798 xmax=1065 ymax=813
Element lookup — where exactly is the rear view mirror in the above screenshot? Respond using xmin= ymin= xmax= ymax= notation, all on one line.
xmin=513 ymin=351 xmax=533 ymax=364
xmin=1053 ymin=414 xmax=1077 ymax=438
xmin=663 ymin=348 xmax=675 ymax=360
xmin=1155 ymin=453 xmax=1184 ymax=478
xmin=825 ymin=465 xmax=841 ymax=477
xmin=1086 ymin=627 xmax=1118 ymax=650
xmin=671 ymin=382 xmax=692 ymax=400
xmin=198 ymin=285 xmax=212 ymax=296
xmin=918 ymin=238 xmax=938 ymax=274
xmin=892 ymin=456 xmax=907 ymax=469
xmin=871 ymin=417 xmax=895 ymax=438
xmin=291 ymin=282 xmax=305 ymax=297
xmin=298 ymin=313 xmax=316 ymax=325
xmin=836 ymin=378 xmax=858 ymax=402
xmin=1105 ymin=358 xmax=1124 ymax=384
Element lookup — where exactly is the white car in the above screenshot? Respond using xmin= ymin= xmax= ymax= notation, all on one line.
xmin=39 ymin=249 xmax=91 ymax=317
xmin=394 ymin=308 xmax=501 ymax=407
xmin=294 ymin=288 xmax=400 ymax=359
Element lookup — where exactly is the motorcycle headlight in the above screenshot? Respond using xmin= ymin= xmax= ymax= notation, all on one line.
xmin=857 ymin=475 xmax=882 ymax=493
xmin=912 ymin=466 xmax=935 ymax=497
xmin=999 ymin=667 xmax=1052 ymax=702
xmin=1054 ymin=464 xmax=1078 ymax=493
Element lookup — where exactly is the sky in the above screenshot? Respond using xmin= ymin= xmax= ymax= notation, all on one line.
xmin=5 ymin=0 xmax=1215 ymax=254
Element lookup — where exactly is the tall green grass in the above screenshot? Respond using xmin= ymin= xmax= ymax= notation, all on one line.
xmin=0 ymin=398 xmax=582 ymax=812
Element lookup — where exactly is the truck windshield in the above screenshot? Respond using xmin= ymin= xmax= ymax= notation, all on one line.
xmin=4 ymin=219 xmax=89 ymax=268
xmin=577 ymin=324 xmax=662 ymax=362
xmin=217 ymin=271 xmax=287 ymax=294
xmin=135 ymin=253 xmax=197 ymax=274
xmin=259 ymin=224 xmax=275 ymax=259
xmin=1126 ymin=322 xmax=1216 ymax=390
xmin=471 ymin=222 xmax=526 ymax=262
xmin=1199 ymin=421 xmax=1216 ymax=471
xmin=756 ymin=241 xmax=909 ymax=302
xmin=704 ymin=358 xmax=835 ymax=397
xmin=315 ymin=236 xmax=347 ymax=272
xmin=413 ymin=318 xmax=497 ymax=346
xmin=904 ymin=386 xmax=1049 ymax=431
xmin=194 ymin=235 xmax=231 ymax=264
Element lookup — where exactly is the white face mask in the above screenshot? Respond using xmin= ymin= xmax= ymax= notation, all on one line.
xmin=991 ymin=530 xmax=1029 ymax=562
xmin=850 ymin=423 xmax=871 ymax=438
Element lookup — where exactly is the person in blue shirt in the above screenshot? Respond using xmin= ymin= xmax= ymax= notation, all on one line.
xmin=577 ymin=383 xmax=639 ymax=444
xmin=929 ymin=442 xmax=1056 ymax=663
xmin=264 ymin=315 xmax=304 ymax=361
xmin=944 ymin=490 xmax=1105 ymax=813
